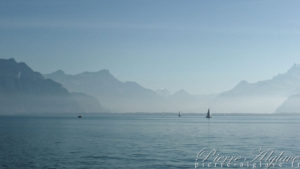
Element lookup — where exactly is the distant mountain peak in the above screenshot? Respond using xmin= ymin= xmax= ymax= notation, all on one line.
xmin=7 ymin=58 xmax=16 ymax=62
xmin=0 ymin=58 xmax=19 ymax=65
xmin=0 ymin=58 xmax=103 ymax=114
xmin=235 ymin=80 xmax=249 ymax=87
xmin=80 ymin=69 xmax=112 ymax=76
xmin=290 ymin=63 xmax=300 ymax=69
xmin=97 ymin=69 xmax=110 ymax=74
xmin=173 ymin=89 xmax=190 ymax=96
xmin=45 ymin=68 xmax=161 ymax=112
xmin=52 ymin=69 xmax=65 ymax=75
xmin=0 ymin=58 xmax=40 ymax=79
xmin=239 ymin=80 xmax=248 ymax=84
xmin=124 ymin=81 xmax=139 ymax=86
xmin=156 ymin=88 xmax=171 ymax=97
xmin=286 ymin=64 xmax=300 ymax=74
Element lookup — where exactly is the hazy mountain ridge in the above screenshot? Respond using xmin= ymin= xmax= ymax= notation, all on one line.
xmin=221 ymin=65 xmax=300 ymax=97
xmin=3 ymin=58 xmax=300 ymax=114
xmin=0 ymin=58 xmax=103 ymax=114
xmin=275 ymin=94 xmax=300 ymax=113
xmin=0 ymin=59 xmax=68 ymax=95
xmin=45 ymin=70 xmax=212 ymax=112
xmin=46 ymin=64 xmax=300 ymax=113
xmin=45 ymin=69 xmax=160 ymax=112
xmin=215 ymin=64 xmax=300 ymax=113
xmin=46 ymin=69 xmax=157 ymax=97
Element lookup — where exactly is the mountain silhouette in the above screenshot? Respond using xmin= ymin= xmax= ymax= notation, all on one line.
xmin=45 ymin=69 xmax=161 ymax=112
xmin=0 ymin=58 xmax=103 ymax=114
xmin=45 ymin=63 xmax=300 ymax=113
xmin=45 ymin=70 xmax=211 ymax=112
xmin=214 ymin=64 xmax=300 ymax=113
xmin=275 ymin=94 xmax=300 ymax=113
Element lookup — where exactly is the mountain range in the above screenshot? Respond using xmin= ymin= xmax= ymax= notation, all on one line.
xmin=45 ymin=69 xmax=160 ymax=112
xmin=0 ymin=58 xmax=103 ymax=114
xmin=214 ymin=64 xmax=300 ymax=113
xmin=46 ymin=64 xmax=300 ymax=113
xmin=45 ymin=70 xmax=212 ymax=112
xmin=45 ymin=65 xmax=300 ymax=113
xmin=1 ymin=58 xmax=300 ymax=114
xmin=275 ymin=94 xmax=300 ymax=113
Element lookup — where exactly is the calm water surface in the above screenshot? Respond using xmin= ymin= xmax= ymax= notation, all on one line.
xmin=0 ymin=114 xmax=300 ymax=169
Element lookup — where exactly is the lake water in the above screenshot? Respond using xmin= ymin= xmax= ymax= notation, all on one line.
xmin=0 ymin=114 xmax=300 ymax=169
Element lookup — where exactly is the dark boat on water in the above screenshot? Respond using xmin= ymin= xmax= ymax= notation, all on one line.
xmin=78 ymin=115 xmax=82 ymax=118
xmin=178 ymin=112 xmax=181 ymax=117
xmin=206 ymin=109 xmax=211 ymax=118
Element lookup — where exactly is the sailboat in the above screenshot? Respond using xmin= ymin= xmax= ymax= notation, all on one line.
xmin=178 ymin=111 xmax=181 ymax=117
xmin=206 ymin=109 xmax=211 ymax=118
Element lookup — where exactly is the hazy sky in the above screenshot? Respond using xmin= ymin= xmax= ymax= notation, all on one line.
xmin=1 ymin=0 xmax=300 ymax=94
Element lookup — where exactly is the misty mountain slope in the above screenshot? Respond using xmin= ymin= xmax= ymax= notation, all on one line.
xmin=71 ymin=92 xmax=103 ymax=113
xmin=167 ymin=90 xmax=215 ymax=113
xmin=46 ymin=70 xmax=157 ymax=97
xmin=214 ymin=64 xmax=300 ymax=113
xmin=221 ymin=64 xmax=300 ymax=97
xmin=275 ymin=94 xmax=300 ymax=113
xmin=0 ymin=59 xmax=68 ymax=95
xmin=45 ymin=64 xmax=300 ymax=113
xmin=45 ymin=70 xmax=163 ymax=112
xmin=45 ymin=70 xmax=212 ymax=112
xmin=0 ymin=58 xmax=103 ymax=114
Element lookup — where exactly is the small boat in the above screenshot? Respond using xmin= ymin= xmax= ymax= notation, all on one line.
xmin=206 ymin=109 xmax=211 ymax=118
xmin=178 ymin=111 xmax=181 ymax=117
xmin=77 ymin=115 xmax=82 ymax=118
